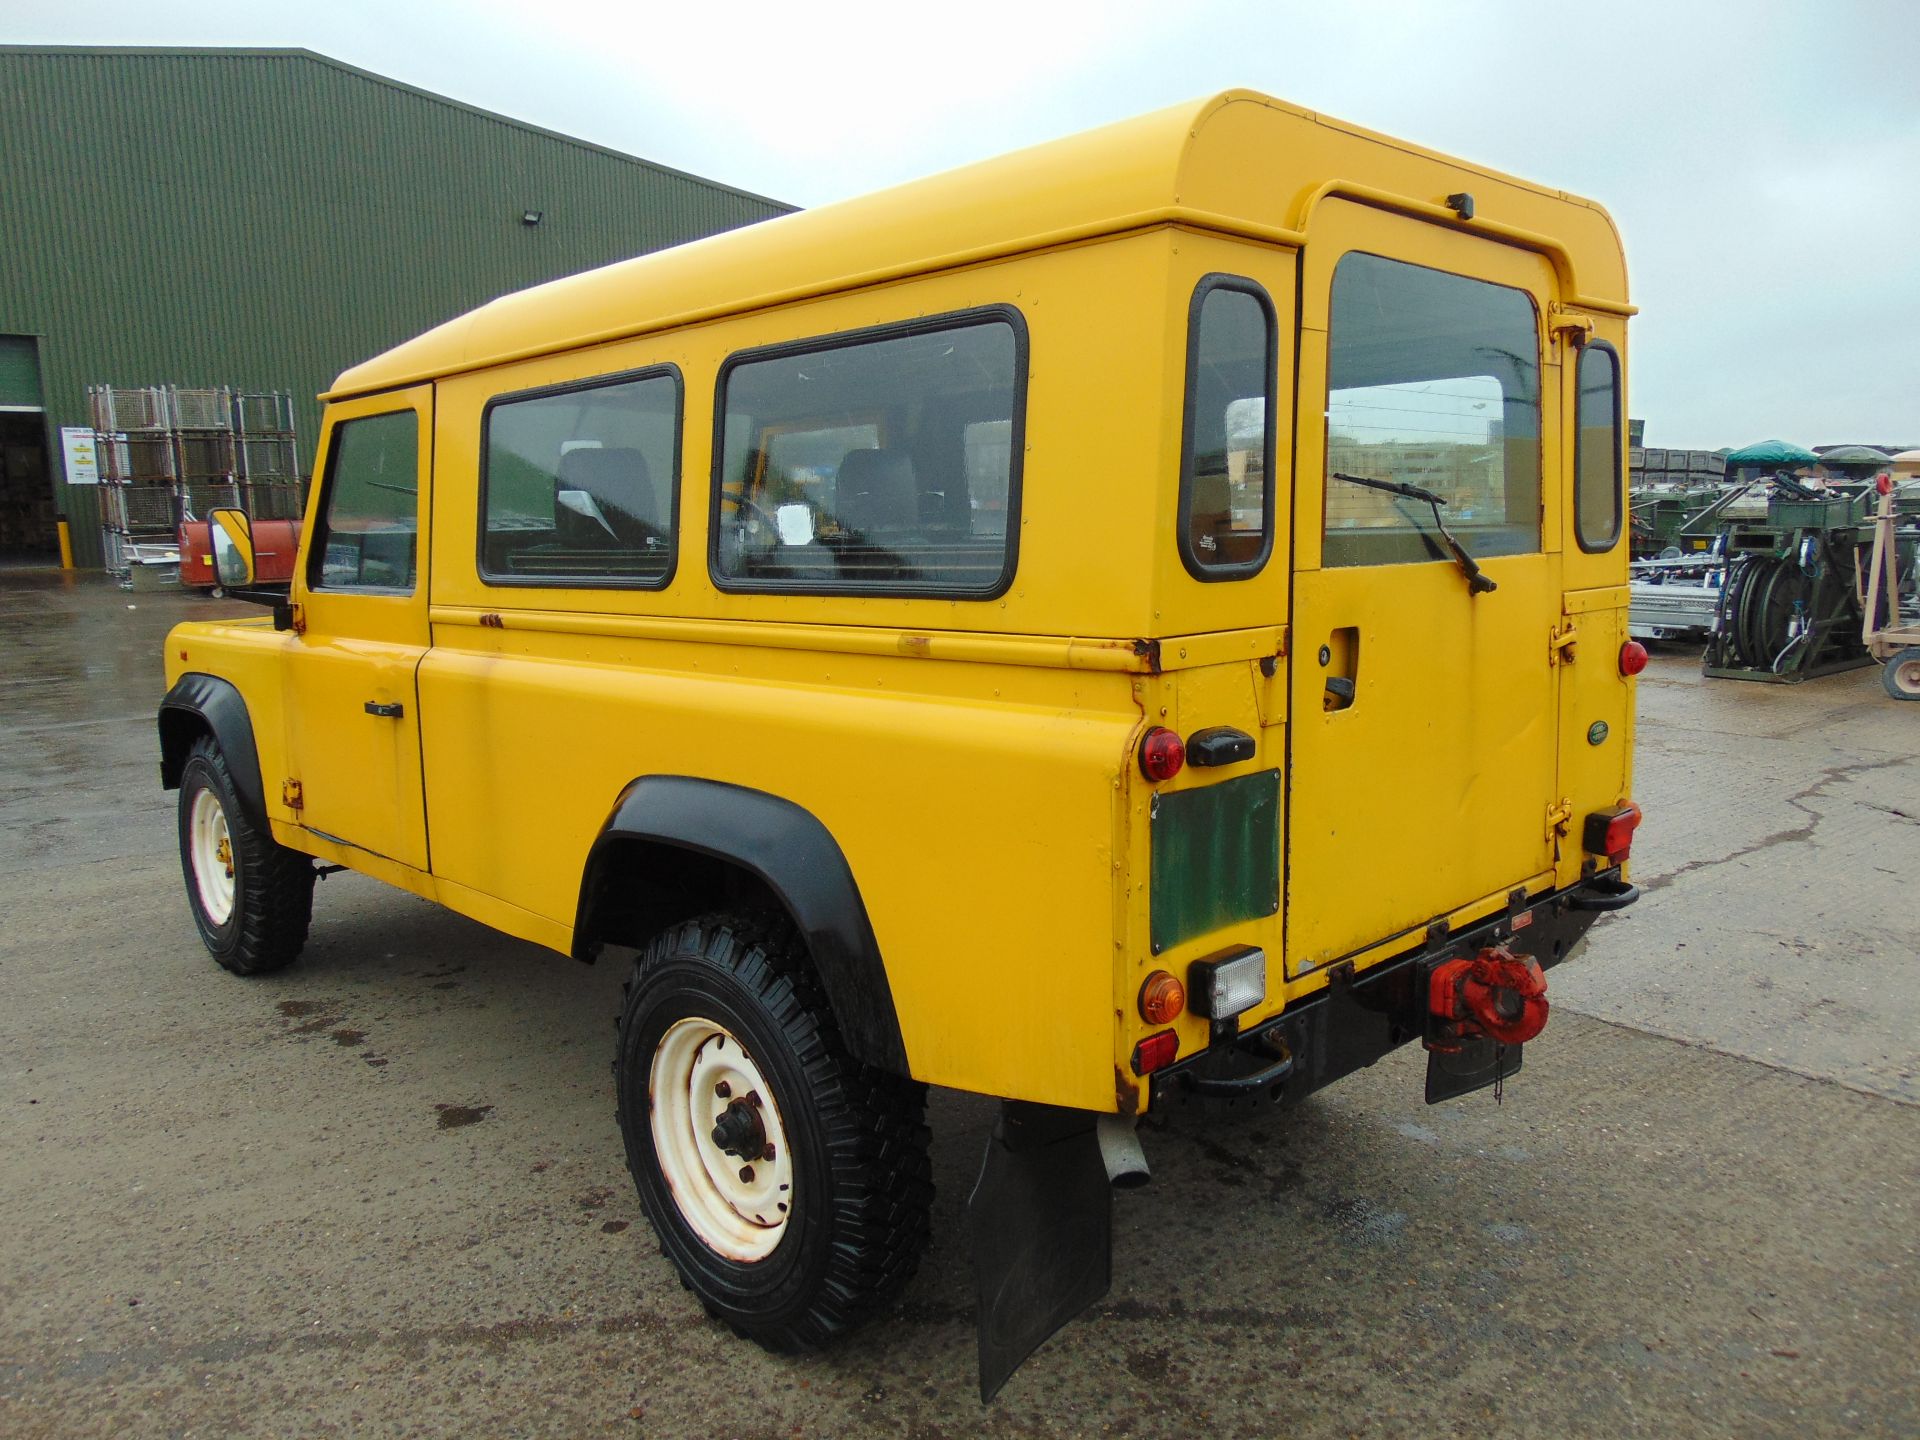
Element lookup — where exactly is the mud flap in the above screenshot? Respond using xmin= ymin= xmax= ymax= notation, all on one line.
xmin=967 ymin=1102 xmax=1112 ymax=1402
xmin=1425 ymin=1037 xmax=1523 ymax=1104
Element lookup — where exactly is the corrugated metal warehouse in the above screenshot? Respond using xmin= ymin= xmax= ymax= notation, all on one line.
xmin=0 ymin=45 xmax=791 ymax=568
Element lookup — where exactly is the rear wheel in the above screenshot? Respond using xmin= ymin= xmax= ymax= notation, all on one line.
xmin=1884 ymin=646 xmax=1920 ymax=701
xmin=176 ymin=735 xmax=314 ymax=974
xmin=614 ymin=909 xmax=931 ymax=1351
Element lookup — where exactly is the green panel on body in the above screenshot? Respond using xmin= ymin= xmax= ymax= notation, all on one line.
xmin=1150 ymin=768 xmax=1280 ymax=955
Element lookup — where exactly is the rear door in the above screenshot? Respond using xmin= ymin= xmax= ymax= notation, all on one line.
xmin=1286 ymin=201 xmax=1562 ymax=974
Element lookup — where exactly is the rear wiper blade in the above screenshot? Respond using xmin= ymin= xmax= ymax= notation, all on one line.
xmin=1329 ymin=472 xmax=1497 ymax=595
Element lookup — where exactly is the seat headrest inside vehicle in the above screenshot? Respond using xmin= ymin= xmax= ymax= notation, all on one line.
xmin=554 ymin=446 xmax=653 ymax=544
xmin=836 ymin=449 xmax=917 ymax=533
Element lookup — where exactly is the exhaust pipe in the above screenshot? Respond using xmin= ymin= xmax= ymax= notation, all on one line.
xmin=1096 ymin=1114 xmax=1150 ymax=1189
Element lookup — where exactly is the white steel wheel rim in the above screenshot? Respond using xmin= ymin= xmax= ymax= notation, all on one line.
xmin=188 ymin=787 xmax=236 ymax=925
xmin=649 ymin=1016 xmax=794 ymax=1262
xmin=1896 ymin=657 xmax=1920 ymax=695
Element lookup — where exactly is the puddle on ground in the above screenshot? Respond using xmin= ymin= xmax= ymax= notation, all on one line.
xmin=435 ymin=1103 xmax=493 ymax=1130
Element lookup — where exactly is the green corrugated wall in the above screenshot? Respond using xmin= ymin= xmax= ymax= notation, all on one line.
xmin=0 ymin=47 xmax=793 ymax=567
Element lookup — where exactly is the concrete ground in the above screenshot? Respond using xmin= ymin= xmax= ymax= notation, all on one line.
xmin=0 ymin=570 xmax=1914 ymax=1440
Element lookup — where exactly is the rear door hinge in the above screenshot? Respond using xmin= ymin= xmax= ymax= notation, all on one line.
xmin=1549 ymin=617 xmax=1579 ymax=665
xmin=1550 ymin=308 xmax=1595 ymax=346
xmin=282 ymin=778 xmax=303 ymax=810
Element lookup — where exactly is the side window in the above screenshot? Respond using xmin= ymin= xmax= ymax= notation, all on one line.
xmin=1324 ymin=253 xmax=1541 ymax=568
xmin=1179 ymin=277 xmax=1276 ymax=579
xmin=309 ymin=411 xmax=419 ymax=592
xmin=480 ymin=369 xmax=680 ymax=587
xmin=711 ymin=310 xmax=1025 ymax=596
xmin=1574 ymin=342 xmax=1623 ymax=552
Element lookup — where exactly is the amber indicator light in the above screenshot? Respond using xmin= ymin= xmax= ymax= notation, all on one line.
xmin=1138 ymin=970 xmax=1186 ymax=1024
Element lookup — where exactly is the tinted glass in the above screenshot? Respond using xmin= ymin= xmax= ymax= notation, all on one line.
xmin=713 ymin=317 xmax=1021 ymax=594
xmin=1325 ymin=254 xmax=1540 ymax=568
xmin=1575 ymin=343 xmax=1623 ymax=552
xmin=482 ymin=371 xmax=678 ymax=585
xmin=311 ymin=411 xmax=419 ymax=592
xmin=1181 ymin=281 xmax=1274 ymax=576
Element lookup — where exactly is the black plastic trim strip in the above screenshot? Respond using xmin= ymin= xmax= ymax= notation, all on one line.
xmin=157 ymin=673 xmax=266 ymax=826
xmin=574 ymin=775 xmax=910 ymax=1074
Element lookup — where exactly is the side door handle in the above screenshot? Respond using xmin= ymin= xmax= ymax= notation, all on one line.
xmin=364 ymin=700 xmax=405 ymax=718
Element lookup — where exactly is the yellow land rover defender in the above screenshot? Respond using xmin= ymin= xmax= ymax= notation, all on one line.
xmin=159 ymin=91 xmax=1642 ymax=1397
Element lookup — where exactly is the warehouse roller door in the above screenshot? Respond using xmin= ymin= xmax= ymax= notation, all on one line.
xmin=0 ymin=336 xmax=57 ymax=559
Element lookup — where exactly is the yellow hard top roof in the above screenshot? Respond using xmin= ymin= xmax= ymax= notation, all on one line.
xmin=330 ymin=89 xmax=1628 ymax=397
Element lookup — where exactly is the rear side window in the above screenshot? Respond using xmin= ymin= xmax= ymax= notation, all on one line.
xmin=1574 ymin=342 xmax=1623 ymax=552
xmin=1179 ymin=277 xmax=1276 ymax=579
xmin=711 ymin=309 xmax=1026 ymax=596
xmin=481 ymin=369 xmax=680 ymax=587
xmin=310 ymin=410 xmax=419 ymax=592
xmin=1324 ymin=253 xmax=1540 ymax=568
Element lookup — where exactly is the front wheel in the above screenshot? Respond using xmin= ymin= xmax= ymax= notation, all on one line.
xmin=1883 ymin=646 xmax=1920 ymax=701
xmin=176 ymin=735 xmax=315 ymax=974
xmin=614 ymin=910 xmax=931 ymax=1351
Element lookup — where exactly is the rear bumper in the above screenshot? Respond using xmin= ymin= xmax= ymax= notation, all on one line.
xmin=1147 ymin=870 xmax=1633 ymax=1110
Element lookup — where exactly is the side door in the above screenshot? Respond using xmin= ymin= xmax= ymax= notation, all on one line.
xmin=1286 ymin=201 xmax=1563 ymax=973
xmin=283 ymin=387 xmax=433 ymax=871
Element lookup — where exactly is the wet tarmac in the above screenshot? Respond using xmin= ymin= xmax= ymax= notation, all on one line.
xmin=1 ymin=570 xmax=1915 ymax=1439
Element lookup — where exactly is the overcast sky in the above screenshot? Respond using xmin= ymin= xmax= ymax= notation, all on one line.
xmin=14 ymin=0 xmax=1919 ymax=449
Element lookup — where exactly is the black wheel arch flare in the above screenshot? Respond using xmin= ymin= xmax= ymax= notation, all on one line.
xmin=159 ymin=673 xmax=268 ymax=827
xmin=574 ymin=776 xmax=911 ymax=1077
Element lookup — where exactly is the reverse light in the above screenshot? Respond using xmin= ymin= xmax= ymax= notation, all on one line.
xmin=1619 ymin=640 xmax=1649 ymax=676
xmin=1138 ymin=970 xmax=1186 ymax=1025
xmin=1187 ymin=945 xmax=1267 ymax=1021
xmin=1582 ymin=803 xmax=1642 ymax=862
xmin=1138 ymin=726 xmax=1185 ymax=781
xmin=1131 ymin=1030 xmax=1178 ymax=1076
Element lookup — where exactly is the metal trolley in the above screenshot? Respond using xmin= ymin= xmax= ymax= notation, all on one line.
xmin=1862 ymin=480 xmax=1920 ymax=700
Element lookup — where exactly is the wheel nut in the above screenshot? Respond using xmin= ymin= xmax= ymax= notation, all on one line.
xmin=763 ymin=1145 xmax=776 ymax=1161
xmin=714 ymin=1080 xmax=731 ymax=1098
xmin=738 ymin=1166 xmax=754 ymax=1183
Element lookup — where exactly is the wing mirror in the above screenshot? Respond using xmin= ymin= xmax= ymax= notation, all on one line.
xmin=209 ymin=508 xmax=257 ymax=587
xmin=208 ymin=507 xmax=297 ymax=629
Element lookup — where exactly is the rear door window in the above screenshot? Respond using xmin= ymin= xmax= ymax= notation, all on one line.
xmin=1324 ymin=253 xmax=1541 ymax=568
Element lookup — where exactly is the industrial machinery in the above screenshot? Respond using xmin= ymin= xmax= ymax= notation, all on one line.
xmin=1629 ymin=483 xmax=1724 ymax=559
xmin=1701 ymin=476 xmax=1878 ymax=683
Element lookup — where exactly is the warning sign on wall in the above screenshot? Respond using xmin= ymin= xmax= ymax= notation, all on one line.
xmin=61 ymin=428 xmax=99 ymax=485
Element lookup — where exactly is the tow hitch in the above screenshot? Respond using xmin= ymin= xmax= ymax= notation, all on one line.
xmin=1423 ymin=944 xmax=1549 ymax=1103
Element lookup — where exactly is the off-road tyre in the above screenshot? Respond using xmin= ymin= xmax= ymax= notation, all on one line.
xmin=177 ymin=734 xmax=315 ymax=974
xmin=614 ymin=909 xmax=932 ymax=1352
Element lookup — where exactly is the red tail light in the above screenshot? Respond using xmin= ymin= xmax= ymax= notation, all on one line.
xmin=1138 ymin=726 xmax=1185 ymax=781
xmin=1131 ymin=1030 xmax=1179 ymax=1075
xmin=1582 ymin=803 xmax=1642 ymax=861
xmin=1619 ymin=640 xmax=1649 ymax=676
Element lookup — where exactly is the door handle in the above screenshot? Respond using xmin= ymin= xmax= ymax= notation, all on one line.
xmin=364 ymin=700 xmax=405 ymax=718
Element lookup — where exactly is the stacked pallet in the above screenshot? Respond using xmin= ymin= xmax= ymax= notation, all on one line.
xmin=89 ymin=384 xmax=303 ymax=581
